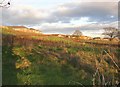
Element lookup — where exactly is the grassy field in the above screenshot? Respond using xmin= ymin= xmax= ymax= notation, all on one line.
xmin=1 ymin=27 xmax=120 ymax=85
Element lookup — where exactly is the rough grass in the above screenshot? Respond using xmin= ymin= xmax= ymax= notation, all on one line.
xmin=2 ymin=27 xmax=120 ymax=85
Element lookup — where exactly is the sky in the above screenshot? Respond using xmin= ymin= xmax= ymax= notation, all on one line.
xmin=0 ymin=0 xmax=119 ymax=37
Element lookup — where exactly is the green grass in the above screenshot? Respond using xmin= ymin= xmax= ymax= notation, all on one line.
xmin=2 ymin=46 xmax=19 ymax=85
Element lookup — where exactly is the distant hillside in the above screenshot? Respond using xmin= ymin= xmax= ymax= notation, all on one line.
xmin=1 ymin=26 xmax=42 ymax=34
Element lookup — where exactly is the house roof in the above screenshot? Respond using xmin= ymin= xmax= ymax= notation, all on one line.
xmin=7 ymin=26 xmax=27 ymax=28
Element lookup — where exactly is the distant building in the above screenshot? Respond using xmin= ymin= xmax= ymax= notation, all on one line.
xmin=79 ymin=36 xmax=92 ymax=40
xmin=65 ymin=35 xmax=71 ymax=38
xmin=72 ymin=30 xmax=82 ymax=36
xmin=102 ymin=37 xmax=109 ymax=41
xmin=58 ymin=34 xmax=64 ymax=37
xmin=51 ymin=34 xmax=65 ymax=37
xmin=93 ymin=37 xmax=101 ymax=40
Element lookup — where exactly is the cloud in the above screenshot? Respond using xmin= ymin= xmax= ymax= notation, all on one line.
xmin=52 ymin=2 xmax=118 ymax=23
xmin=73 ymin=0 xmax=119 ymax=2
xmin=32 ymin=21 xmax=118 ymax=37
xmin=1 ymin=0 xmax=118 ymax=37
xmin=1 ymin=1 xmax=118 ymax=25
xmin=2 ymin=6 xmax=52 ymax=25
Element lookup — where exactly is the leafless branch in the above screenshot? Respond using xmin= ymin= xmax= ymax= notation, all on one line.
xmin=103 ymin=50 xmax=120 ymax=70
xmin=0 ymin=0 xmax=5 ymax=4
xmin=0 ymin=0 xmax=11 ymax=8
xmin=92 ymin=68 xmax=98 ymax=85
xmin=102 ymin=27 xmax=119 ymax=40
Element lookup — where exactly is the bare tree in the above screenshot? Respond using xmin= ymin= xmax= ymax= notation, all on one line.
xmin=72 ymin=30 xmax=82 ymax=37
xmin=102 ymin=27 xmax=118 ymax=41
xmin=0 ymin=0 xmax=11 ymax=8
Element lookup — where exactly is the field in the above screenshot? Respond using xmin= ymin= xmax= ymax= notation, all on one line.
xmin=1 ymin=27 xmax=120 ymax=86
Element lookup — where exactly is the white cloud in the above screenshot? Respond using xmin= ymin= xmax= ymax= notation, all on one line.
xmin=30 ymin=21 xmax=118 ymax=37
xmin=70 ymin=17 xmax=96 ymax=26
xmin=2 ymin=1 xmax=118 ymax=25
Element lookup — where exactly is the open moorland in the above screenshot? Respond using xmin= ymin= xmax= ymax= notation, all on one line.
xmin=1 ymin=27 xmax=120 ymax=85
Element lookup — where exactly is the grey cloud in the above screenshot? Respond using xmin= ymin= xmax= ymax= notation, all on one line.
xmin=52 ymin=2 xmax=118 ymax=23
xmin=2 ymin=8 xmax=52 ymax=25
xmin=2 ymin=2 xmax=118 ymax=25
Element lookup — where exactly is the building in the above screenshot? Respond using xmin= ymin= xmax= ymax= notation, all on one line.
xmin=93 ymin=37 xmax=101 ymax=40
xmin=79 ymin=36 xmax=92 ymax=40
xmin=65 ymin=35 xmax=71 ymax=38
xmin=50 ymin=34 xmax=65 ymax=37
xmin=102 ymin=37 xmax=109 ymax=41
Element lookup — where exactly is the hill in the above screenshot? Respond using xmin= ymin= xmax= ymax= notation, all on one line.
xmin=1 ymin=26 xmax=42 ymax=34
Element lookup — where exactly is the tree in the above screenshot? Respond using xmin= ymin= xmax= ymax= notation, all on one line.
xmin=102 ymin=27 xmax=118 ymax=41
xmin=72 ymin=30 xmax=82 ymax=37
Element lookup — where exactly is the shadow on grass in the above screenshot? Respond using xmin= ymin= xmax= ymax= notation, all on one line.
xmin=2 ymin=46 xmax=19 ymax=85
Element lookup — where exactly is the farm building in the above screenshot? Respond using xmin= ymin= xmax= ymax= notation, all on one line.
xmin=102 ymin=37 xmax=110 ymax=41
xmin=79 ymin=36 xmax=92 ymax=40
xmin=93 ymin=37 xmax=101 ymax=40
xmin=51 ymin=34 xmax=65 ymax=37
